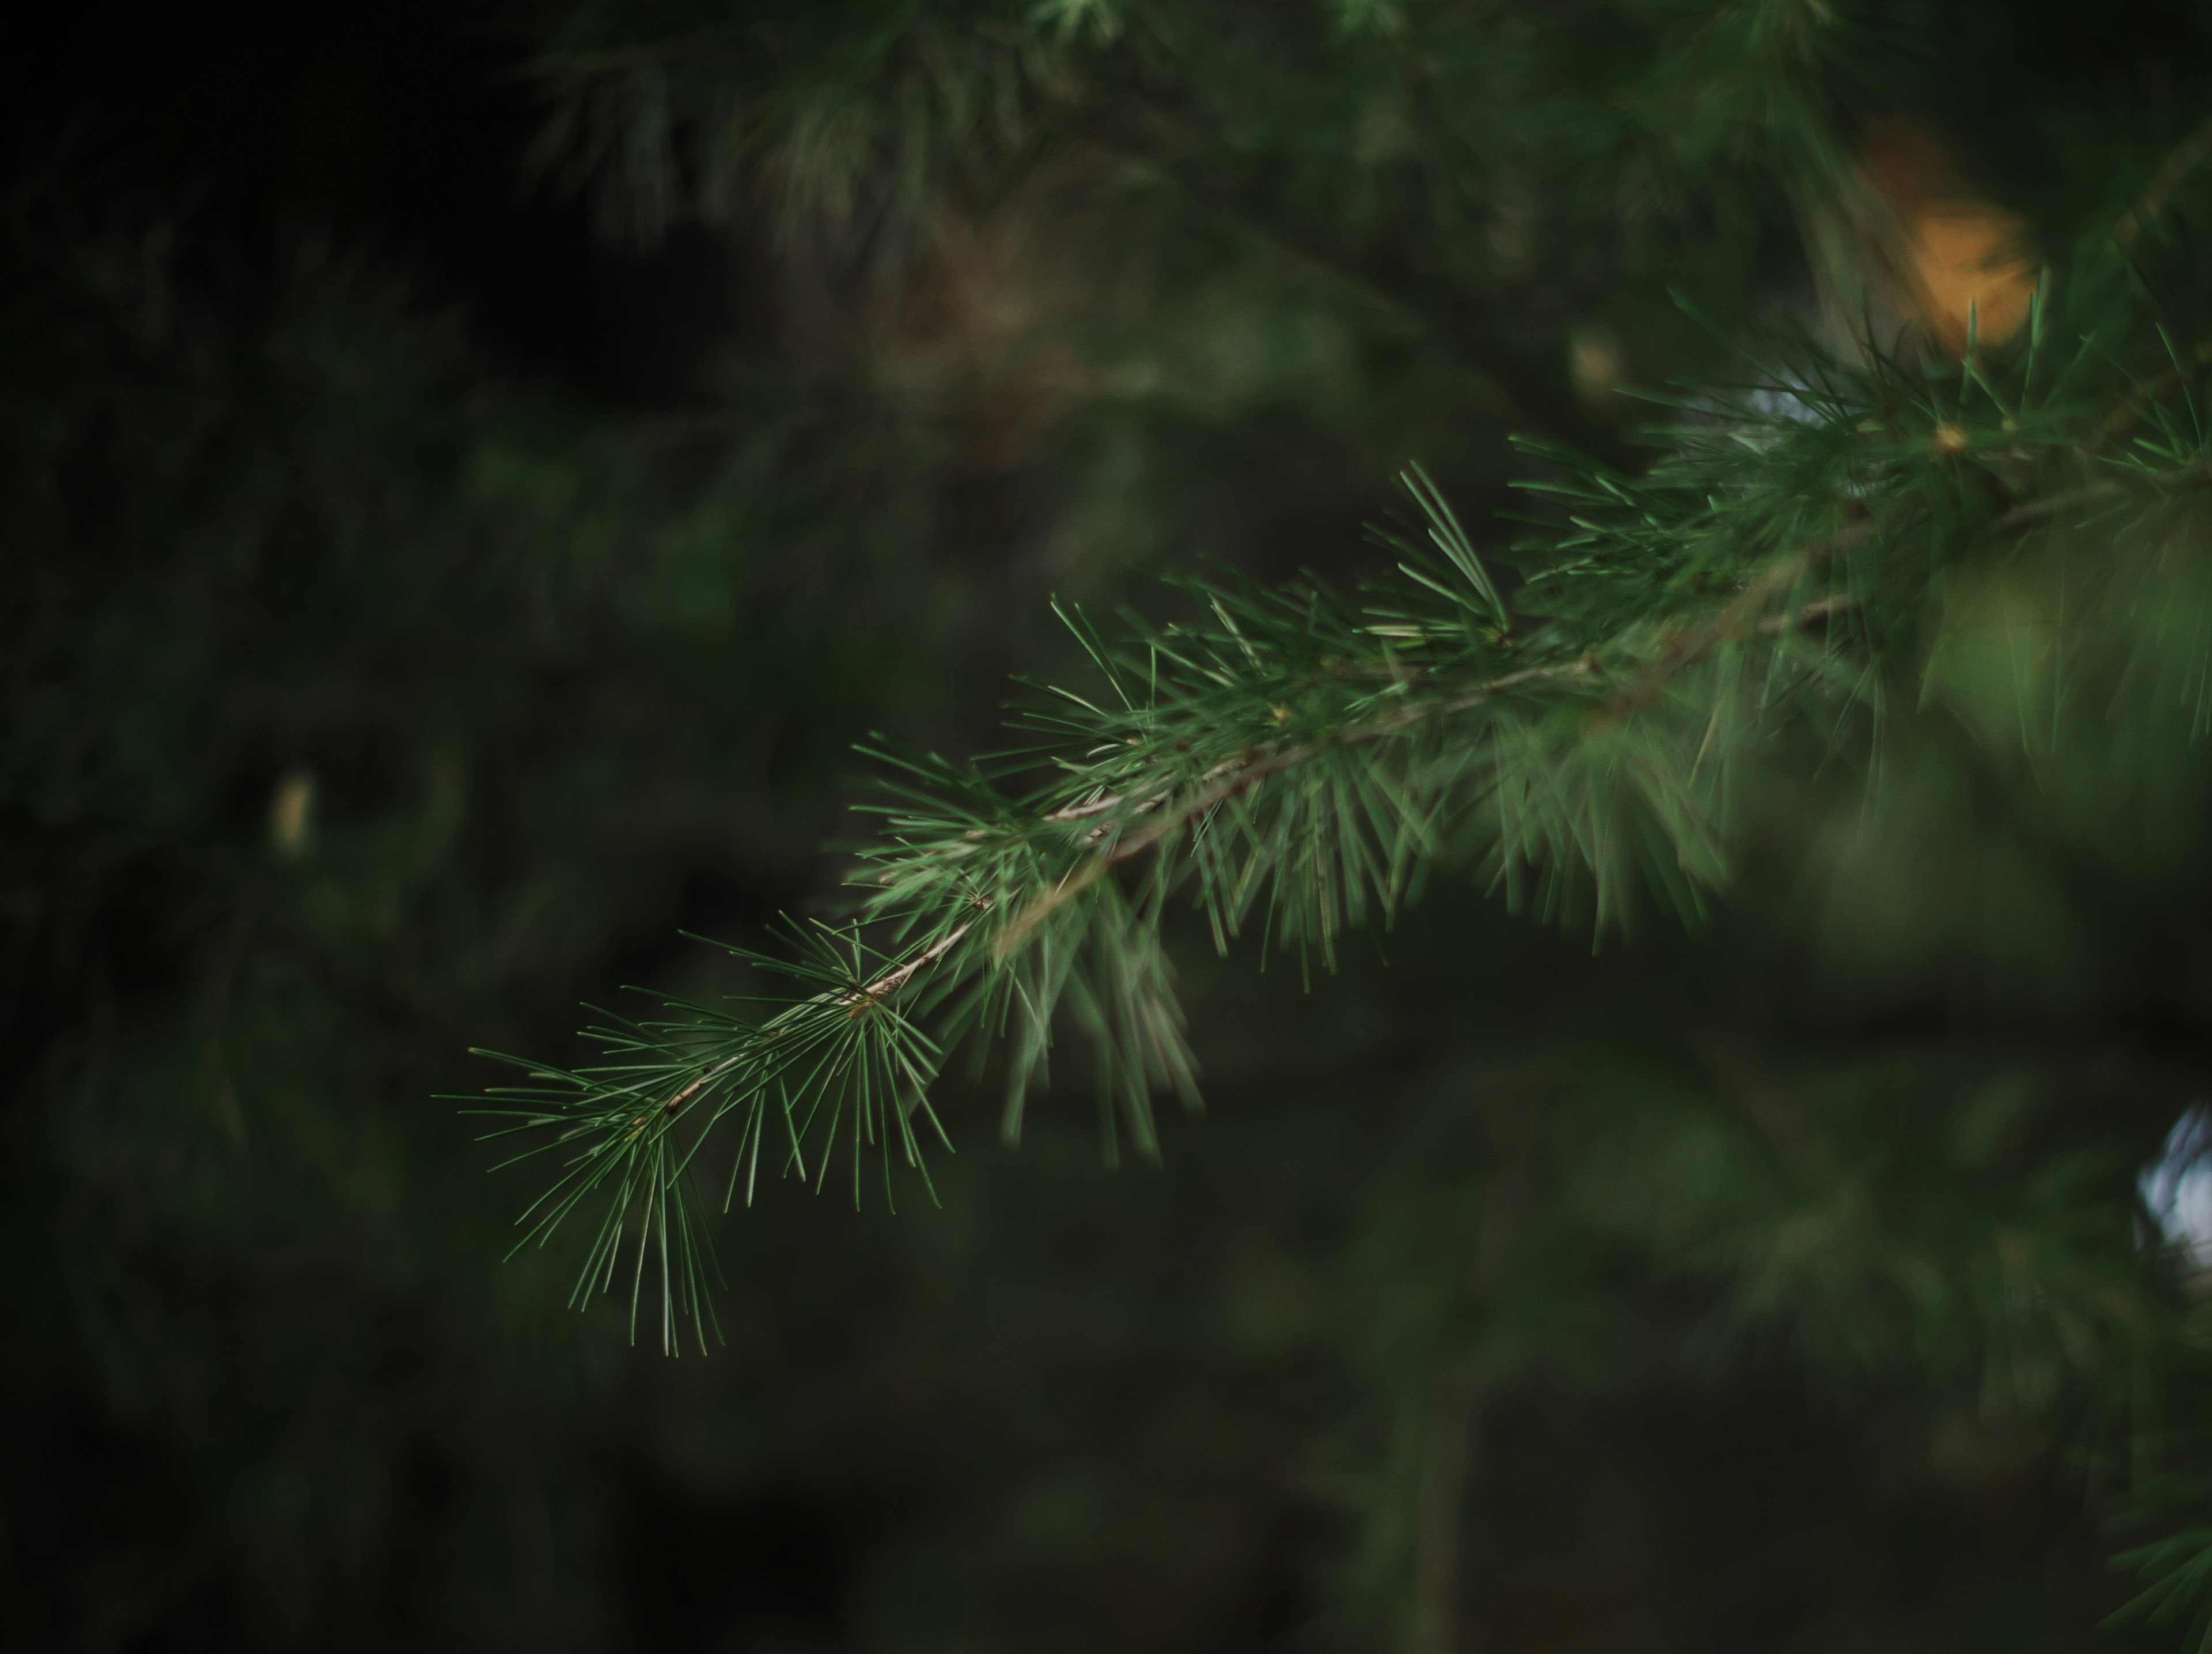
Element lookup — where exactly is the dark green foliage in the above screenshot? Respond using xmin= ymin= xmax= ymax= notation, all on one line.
xmin=0 ymin=214 xmax=944 ymax=1640
xmin=21 ymin=0 xmax=2212 ymax=1648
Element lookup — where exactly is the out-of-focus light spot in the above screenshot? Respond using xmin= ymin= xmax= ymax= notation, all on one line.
xmin=2140 ymin=1104 xmax=2212 ymax=1268
xmin=270 ymin=767 xmax=316 ymax=860
xmin=1852 ymin=120 xmax=2037 ymax=357
xmin=1568 ymin=324 xmax=1626 ymax=417
xmin=1896 ymin=202 xmax=2035 ymax=354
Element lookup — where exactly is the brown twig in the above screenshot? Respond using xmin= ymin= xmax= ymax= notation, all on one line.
xmin=842 ymin=920 xmax=976 ymax=1012
xmin=719 ymin=469 xmax=2201 ymax=1066
xmin=993 ymin=745 xmax=1317 ymax=957
xmin=1992 ymin=481 xmax=2127 ymax=532
xmin=1756 ymin=593 xmax=1857 ymax=634
xmin=649 ymin=919 xmax=983 ymax=1125
xmin=1607 ymin=516 xmax=1883 ymax=719
xmin=1603 ymin=474 xmax=2176 ymax=722
xmin=1041 ymin=794 xmax=1133 ymax=823
xmin=993 ymin=658 xmax=1600 ymax=960
xmin=650 ymin=1057 xmax=741 ymax=1125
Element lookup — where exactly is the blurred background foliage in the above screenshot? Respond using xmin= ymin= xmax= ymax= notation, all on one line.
xmin=12 ymin=2 xmax=2212 ymax=1651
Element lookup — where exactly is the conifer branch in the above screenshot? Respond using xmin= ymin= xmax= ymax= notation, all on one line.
xmin=482 ymin=184 xmax=2212 ymax=1401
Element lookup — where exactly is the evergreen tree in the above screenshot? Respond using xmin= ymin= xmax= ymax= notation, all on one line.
xmin=19 ymin=1 xmax=2212 ymax=1648
xmin=490 ymin=0 xmax=2212 ymax=1646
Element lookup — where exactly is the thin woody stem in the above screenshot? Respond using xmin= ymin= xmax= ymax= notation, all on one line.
xmin=1604 ymin=472 xmax=2181 ymax=720
xmin=994 ymin=657 xmax=1598 ymax=959
xmin=843 ymin=921 xmax=976 ymax=1010
xmin=649 ymin=1053 xmax=744 ymax=1126
xmin=652 ymin=921 xmax=980 ymax=1123
xmin=1608 ymin=514 xmax=1881 ymax=718
xmin=837 ymin=467 xmax=2205 ymax=1017
xmin=1001 ymin=474 xmax=2188 ymax=960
